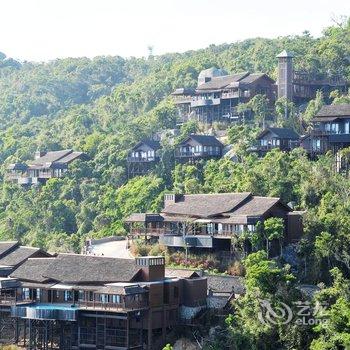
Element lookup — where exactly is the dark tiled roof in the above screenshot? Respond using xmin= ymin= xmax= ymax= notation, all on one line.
xmin=171 ymin=88 xmax=195 ymax=96
xmin=42 ymin=254 xmax=140 ymax=284
xmin=11 ymin=258 xmax=56 ymax=283
xmin=0 ymin=241 xmax=19 ymax=258
xmin=29 ymin=149 xmax=73 ymax=165
xmin=98 ymin=284 xmax=147 ymax=295
xmin=206 ymin=275 xmax=245 ymax=295
xmin=56 ymin=151 xmax=85 ymax=164
xmin=231 ymin=196 xmax=287 ymax=216
xmin=162 ymin=193 xmax=252 ymax=217
xmin=181 ymin=135 xmax=223 ymax=147
xmin=238 ymin=73 xmax=275 ymax=85
xmin=196 ymin=72 xmax=249 ymax=91
xmin=132 ymin=140 xmax=161 ymax=151
xmin=315 ymin=104 xmax=350 ymax=118
xmin=258 ymin=127 xmax=300 ymax=140
xmin=124 ymin=213 xmax=164 ymax=223
xmin=7 ymin=163 xmax=28 ymax=171
xmin=165 ymin=268 xmax=201 ymax=279
xmin=11 ymin=254 xmax=141 ymax=284
xmin=0 ymin=246 xmax=47 ymax=268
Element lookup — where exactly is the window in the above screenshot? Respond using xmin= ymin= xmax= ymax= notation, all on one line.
xmin=64 ymin=290 xmax=73 ymax=302
xmin=234 ymin=225 xmax=244 ymax=233
xmin=345 ymin=121 xmax=350 ymax=134
xmin=22 ymin=288 xmax=30 ymax=300
xmin=331 ymin=123 xmax=339 ymax=134
xmin=247 ymin=225 xmax=256 ymax=232
xmin=36 ymin=289 xmax=41 ymax=301
xmin=111 ymin=295 xmax=121 ymax=304
xmin=99 ymin=294 xmax=108 ymax=303
xmin=312 ymin=139 xmax=321 ymax=151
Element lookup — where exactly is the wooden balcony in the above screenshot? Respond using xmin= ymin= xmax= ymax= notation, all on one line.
xmin=0 ymin=295 xmax=16 ymax=305
xmin=129 ymin=228 xmax=167 ymax=236
xmin=221 ymin=91 xmax=240 ymax=99
xmin=173 ymin=96 xmax=193 ymax=104
xmin=78 ymin=299 xmax=148 ymax=312
xmin=0 ymin=295 xmax=34 ymax=306
xmin=175 ymin=150 xmax=221 ymax=158
xmin=127 ymin=156 xmax=159 ymax=163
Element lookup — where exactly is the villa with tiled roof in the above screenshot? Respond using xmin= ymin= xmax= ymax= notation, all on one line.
xmin=125 ymin=193 xmax=303 ymax=251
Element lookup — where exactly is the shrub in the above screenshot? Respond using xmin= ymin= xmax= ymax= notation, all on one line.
xmin=227 ymin=261 xmax=245 ymax=276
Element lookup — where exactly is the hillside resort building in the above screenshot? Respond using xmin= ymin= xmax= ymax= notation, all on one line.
xmin=6 ymin=149 xmax=87 ymax=186
xmin=0 ymin=244 xmax=210 ymax=350
xmin=172 ymin=50 xmax=348 ymax=124
xmin=126 ymin=193 xmax=303 ymax=252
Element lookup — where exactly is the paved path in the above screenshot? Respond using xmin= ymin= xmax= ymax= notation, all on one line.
xmin=90 ymin=239 xmax=133 ymax=259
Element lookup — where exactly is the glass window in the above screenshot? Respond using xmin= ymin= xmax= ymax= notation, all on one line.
xmin=99 ymin=294 xmax=108 ymax=303
xmin=247 ymin=225 xmax=255 ymax=232
xmin=312 ymin=139 xmax=321 ymax=151
xmin=22 ymin=288 xmax=30 ymax=300
xmin=331 ymin=123 xmax=339 ymax=134
xmin=64 ymin=290 xmax=73 ymax=302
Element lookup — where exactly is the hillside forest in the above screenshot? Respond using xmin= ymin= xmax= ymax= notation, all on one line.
xmin=0 ymin=18 xmax=349 ymax=350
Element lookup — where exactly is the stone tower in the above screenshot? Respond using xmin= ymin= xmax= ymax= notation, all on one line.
xmin=277 ymin=50 xmax=294 ymax=101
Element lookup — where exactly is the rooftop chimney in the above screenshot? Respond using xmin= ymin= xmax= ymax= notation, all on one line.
xmin=34 ymin=150 xmax=46 ymax=160
xmin=135 ymin=256 xmax=165 ymax=282
xmin=164 ymin=193 xmax=182 ymax=207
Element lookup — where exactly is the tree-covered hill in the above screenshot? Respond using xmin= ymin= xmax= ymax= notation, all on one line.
xmin=0 ymin=18 xmax=349 ymax=350
xmin=0 ymin=18 xmax=349 ymax=251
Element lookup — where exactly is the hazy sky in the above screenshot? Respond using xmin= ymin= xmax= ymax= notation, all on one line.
xmin=0 ymin=0 xmax=349 ymax=62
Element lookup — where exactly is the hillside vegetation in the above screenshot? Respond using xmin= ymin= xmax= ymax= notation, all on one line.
xmin=0 ymin=18 xmax=349 ymax=349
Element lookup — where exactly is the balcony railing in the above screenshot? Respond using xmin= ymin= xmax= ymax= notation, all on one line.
xmin=0 ymin=295 xmax=16 ymax=305
xmin=221 ymin=91 xmax=240 ymax=99
xmin=175 ymin=151 xmax=221 ymax=158
xmin=129 ymin=228 xmax=167 ymax=236
xmin=78 ymin=299 xmax=148 ymax=311
xmin=0 ymin=295 xmax=34 ymax=306
xmin=130 ymin=227 xmax=247 ymax=238
xmin=190 ymin=98 xmax=221 ymax=108
xmin=127 ymin=156 xmax=159 ymax=163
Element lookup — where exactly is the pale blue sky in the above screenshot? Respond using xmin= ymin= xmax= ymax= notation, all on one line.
xmin=0 ymin=0 xmax=349 ymax=62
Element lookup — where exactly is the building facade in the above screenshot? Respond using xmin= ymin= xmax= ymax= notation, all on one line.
xmin=127 ymin=140 xmax=161 ymax=178
xmin=304 ymin=104 xmax=350 ymax=171
xmin=6 ymin=149 xmax=87 ymax=185
xmin=175 ymin=135 xmax=223 ymax=163
xmin=172 ymin=70 xmax=276 ymax=124
xmin=254 ymin=127 xmax=300 ymax=156
xmin=125 ymin=193 xmax=303 ymax=252
xmin=276 ymin=51 xmax=349 ymax=103
xmin=0 ymin=249 xmax=207 ymax=350
xmin=172 ymin=51 xmax=349 ymax=125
